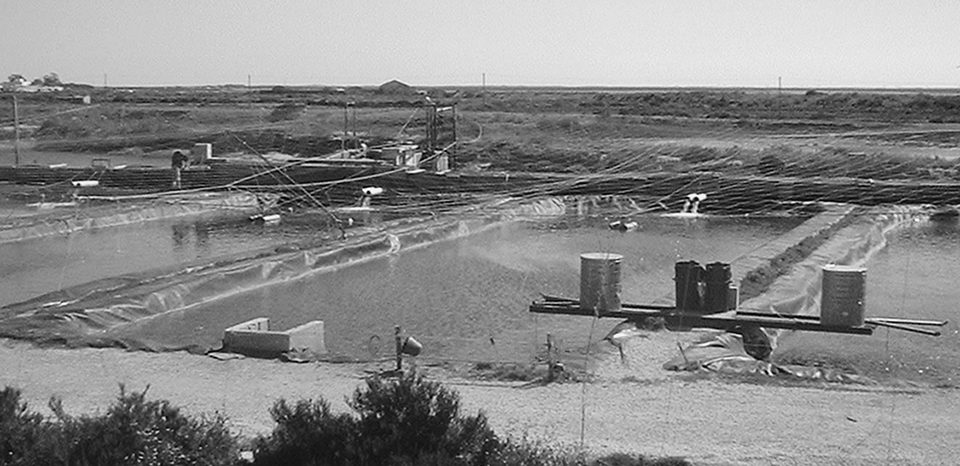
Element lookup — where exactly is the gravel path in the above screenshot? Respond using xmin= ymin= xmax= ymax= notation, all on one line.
xmin=3 ymin=336 xmax=958 ymax=465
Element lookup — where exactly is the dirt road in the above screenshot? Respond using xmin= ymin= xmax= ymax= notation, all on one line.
xmin=3 ymin=335 xmax=958 ymax=465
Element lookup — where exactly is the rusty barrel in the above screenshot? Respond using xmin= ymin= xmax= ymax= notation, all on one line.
xmin=820 ymin=264 xmax=866 ymax=327
xmin=580 ymin=253 xmax=623 ymax=312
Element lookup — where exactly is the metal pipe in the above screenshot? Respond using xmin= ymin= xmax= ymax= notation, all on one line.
xmin=868 ymin=320 xmax=942 ymax=336
xmin=866 ymin=317 xmax=948 ymax=327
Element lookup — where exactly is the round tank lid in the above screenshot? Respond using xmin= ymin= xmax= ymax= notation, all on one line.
xmin=580 ymin=252 xmax=624 ymax=261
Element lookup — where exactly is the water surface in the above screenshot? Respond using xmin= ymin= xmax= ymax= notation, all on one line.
xmin=110 ymin=214 xmax=804 ymax=362
xmin=0 ymin=216 xmax=332 ymax=307
xmin=775 ymin=217 xmax=960 ymax=386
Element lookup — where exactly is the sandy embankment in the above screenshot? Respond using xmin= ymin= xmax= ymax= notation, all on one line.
xmin=2 ymin=337 xmax=959 ymax=465
xmin=2 ymin=205 xmax=959 ymax=464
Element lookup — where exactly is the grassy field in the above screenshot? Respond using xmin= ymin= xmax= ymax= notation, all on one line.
xmin=3 ymin=86 xmax=960 ymax=182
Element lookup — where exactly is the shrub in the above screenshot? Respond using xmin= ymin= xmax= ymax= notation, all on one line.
xmin=251 ymin=399 xmax=357 ymax=466
xmin=253 ymin=372 xmax=499 ymax=466
xmin=591 ymin=454 xmax=691 ymax=466
xmin=267 ymin=103 xmax=306 ymax=122
xmin=351 ymin=373 xmax=499 ymax=465
xmin=48 ymin=385 xmax=237 ymax=466
xmin=0 ymin=387 xmax=49 ymax=465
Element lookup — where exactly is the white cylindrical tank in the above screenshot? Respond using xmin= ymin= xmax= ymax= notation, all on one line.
xmin=580 ymin=253 xmax=623 ymax=312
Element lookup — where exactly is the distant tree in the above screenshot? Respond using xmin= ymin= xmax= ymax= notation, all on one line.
xmin=42 ymin=72 xmax=62 ymax=86
xmin=7 ymin=74 xmax=25 ymax=84
xmin=31 ymin=78 xmax=43 ymax=86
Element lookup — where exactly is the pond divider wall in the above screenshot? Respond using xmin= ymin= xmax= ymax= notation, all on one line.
xmin=7 ymin=166 xmax=960 ymax=207
xmin=0 ymin=192 xmax=267 ymax=244
xmin=641 ymin=204 xmax=856 ymax=308
xmin=739 ymin=205 xmax=918 ymax=326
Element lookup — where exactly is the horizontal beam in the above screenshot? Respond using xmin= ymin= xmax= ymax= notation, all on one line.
xmin=530 ymin=301 xmax=874 ymax=335
xmin=866 ymin=320 xmax=942 ymax=336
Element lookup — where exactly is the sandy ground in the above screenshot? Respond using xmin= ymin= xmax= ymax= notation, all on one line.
xmin=3 ymin=333 xmax=959 ymax=466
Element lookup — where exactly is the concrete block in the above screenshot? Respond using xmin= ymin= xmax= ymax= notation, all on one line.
xmin=223 ymin=317 xmax=327 ymax=358
xmin=286 ymin=321 xmax=326 ymax=353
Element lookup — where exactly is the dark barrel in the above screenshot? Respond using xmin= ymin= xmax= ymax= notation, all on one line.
xmin=704 ymin=262 xmax=732 ymax=313
xmin=674 ymin=261 xmax=704 ymax=312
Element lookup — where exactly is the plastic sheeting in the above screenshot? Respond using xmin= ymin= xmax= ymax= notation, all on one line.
xmin=0 ymin=197 xmax=565 ymax=350
xmin=663 ymin=332 xmax=874 ymax=384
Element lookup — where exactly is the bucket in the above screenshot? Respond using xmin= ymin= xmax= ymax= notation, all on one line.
xmin=579 ymin=253 xmax=623 ymax=312
xmin=401 ymin=337 xmax=422 ymax=356
xmin=820 ymin=264 xmax=866 ymax=327
xmin=703 ymin=262 xmax=732 ymax=313
xmin=674 ymin=261 xmax=704 ymax=312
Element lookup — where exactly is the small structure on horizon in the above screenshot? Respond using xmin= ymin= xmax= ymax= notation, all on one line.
xmin=378 ymin=79 xmax=415 ymax=95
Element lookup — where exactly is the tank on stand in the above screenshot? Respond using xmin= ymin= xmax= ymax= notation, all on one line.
xmin=820 ymin=264 xmax=866 ymax=327
xmin=579 ymin=252 xmax=623 ymax=313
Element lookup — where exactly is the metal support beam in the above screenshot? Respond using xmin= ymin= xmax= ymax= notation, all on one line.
xmin=530 ymin=297 xmax=946 ymax=337
xmin=530 ymin=301 xmax=874 ymax=335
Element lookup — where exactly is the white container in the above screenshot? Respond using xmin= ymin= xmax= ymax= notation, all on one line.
xmin=579 ymin=253 xmax=623 ymax=312
xmin=821 ymin=264 xmax=866 ymax=327
xmin=192 ymin=143 xmax=212 ymax=163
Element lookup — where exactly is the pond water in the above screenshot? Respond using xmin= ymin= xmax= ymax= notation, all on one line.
xmin=774 ymin=217 xmax=960 ymax=387
xmin=775 ymin=217 xmax=960 ymax=386
xmin=0 ymin=215 xmax=336 ymax=308
xmin=107 ymin=214 xmax=805 ymax=362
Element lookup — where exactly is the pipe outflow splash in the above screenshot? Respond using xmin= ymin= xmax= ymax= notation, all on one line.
xmin=682 ymin=193 xmax=708 ymax=214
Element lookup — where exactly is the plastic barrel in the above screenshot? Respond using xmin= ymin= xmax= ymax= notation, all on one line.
xmin=580 ymin=253 xmax=623 ymax=312
xmin=820 ymin=265 xmax=866 ymax=327
xmin=704 ymin=262 xmax=732 ymax=313
xmin=674 ymin=260 xmax=704 ymax=312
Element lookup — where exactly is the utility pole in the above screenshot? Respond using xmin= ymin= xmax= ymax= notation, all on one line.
xmin=12 ymin=93 xmax=21 ymax=167
xmin=342 ymin=102 xmax=355 ymax=152
xmin=247 ymin=74 xmax=251 ymax=88
xmin=342 ymin=102 xmax=348 ymax=152
xmin=777 ymin=76 xmax=783 ymax=119
xmin=482 ymin=72 xmax=486 ymax=106
xmin=103 ymin=73 xmax=108 ymax=88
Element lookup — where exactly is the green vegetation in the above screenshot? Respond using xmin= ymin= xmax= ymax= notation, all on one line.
xmin=1 ymin=375 xmax=689 ymax=466
xmin=0 ymin=385 xmax=236 ymax=465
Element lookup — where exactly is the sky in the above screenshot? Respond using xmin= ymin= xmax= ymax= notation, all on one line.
xmin=2 ymin=0 xmax=959 ymax=88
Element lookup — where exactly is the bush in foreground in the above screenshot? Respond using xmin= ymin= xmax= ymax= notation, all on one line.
xmin=2 ymin=376 xmax=688 ymax=466
xmin=0 ymin=387 xmax=50 ymax=465
xmin=0 ymin=385 xmax=237 ymax=466
xmin=252 ymin=372 xmax=499 ymax=465
xmin=252 ymin=372 xmax=690 ymax=466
